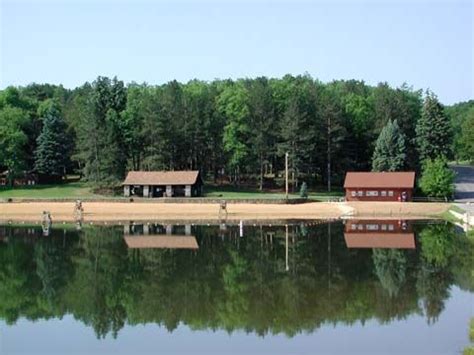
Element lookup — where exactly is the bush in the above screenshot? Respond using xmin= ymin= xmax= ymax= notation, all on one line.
xmin=299 ymin=182 xmax=308 ymax=199
xmin=419 ymin=157 xmax=455 ymax=199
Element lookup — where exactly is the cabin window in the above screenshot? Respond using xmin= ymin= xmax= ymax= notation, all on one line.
xmin=358 ymin=224 xmax=363 ymax=230
xmin=351 ymin=224 xmax=357 ymax=230
xmin=366 ymin=224 xmax=379 ymax=230
xmin=381 ymin=191 xmax=387 ymax=197
xmin=388 ymin=224 xmax=394 ymax=231
xmin=357 ymin=191 xmax=364 ymax=196
xmin=388 ymin=191 xmax=394 ymax=197
xmin=366 ymin=191 xmax=379 ymax=197
xmin=381 ymin=224 xmax=387 ymax=231
xmin=351 ymin=191 xmax=356 ymax=197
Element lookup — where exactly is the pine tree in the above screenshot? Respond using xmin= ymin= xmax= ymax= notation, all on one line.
xmin=416 ymin=91 xmax=452 ymax=162
xmin=247 ymin=77 xmax=276 ymax=190
xmin=76 ymin=77 xmax=127 ymax=184
xmin=372 ymin=120 xmax=406 ymax=172
xmin=278 ymin=95 xmax=312 ymax=190
xmin=34 ymin=102 xmax=70 ymax=179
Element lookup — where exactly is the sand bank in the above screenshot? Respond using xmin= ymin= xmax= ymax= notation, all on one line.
xmin=0 ymin=201 xmax=450 ymax=223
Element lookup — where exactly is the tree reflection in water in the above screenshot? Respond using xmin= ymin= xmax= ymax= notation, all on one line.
xmin=0 ymin=221 xmax=472 ymax=339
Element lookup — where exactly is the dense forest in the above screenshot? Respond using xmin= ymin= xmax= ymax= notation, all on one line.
xmin=0 ymin=222 xmax=471 ymax=338
xmin=0 ymin=75 xmax=472 ymax=190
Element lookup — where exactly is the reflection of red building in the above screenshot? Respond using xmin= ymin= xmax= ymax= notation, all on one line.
xmin=124 ymin=236 xmax=199 ymax=250
xmin=344 ymin=172 xmax=415 ymax=202
xmin=344 ymin=219 xmax=415 ymax=249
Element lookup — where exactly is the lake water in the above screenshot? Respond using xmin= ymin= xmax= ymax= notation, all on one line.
xmin=0 ymin=220 xmax=472 ymax=355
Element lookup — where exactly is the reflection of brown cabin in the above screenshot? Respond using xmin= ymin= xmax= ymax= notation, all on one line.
xmin=344 ymin=172 xmax=415 ymax=202
xmin=123 ymin=171 xmax=202 ymax=198
xmin=344 ymin=219 xmax=415 ymax=249
xmin=124 ymin=236 xmax=199 ymax=249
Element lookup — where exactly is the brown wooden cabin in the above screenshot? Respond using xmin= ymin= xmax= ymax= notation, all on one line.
xmin=344 ymin=171 xmax=415 ymax=202
xmin=344 ymin=219 xmax=415 ymax=249
xmin=123 ymin=170 xmax=202 ymax=198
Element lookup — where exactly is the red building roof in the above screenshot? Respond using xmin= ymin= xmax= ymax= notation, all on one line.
xmin=344 ymin=172 xmax=415 ymax=189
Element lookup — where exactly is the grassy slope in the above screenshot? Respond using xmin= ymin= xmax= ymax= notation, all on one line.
xmin=0 ymin=182 xmax=344 ymax=200
xmin=0 ymin=182 xmax=99 ymax=199
xmin=203 ymin=185 xmax=344 ymax=200
xmin=450 ymin=204 xmax=466 ymax=213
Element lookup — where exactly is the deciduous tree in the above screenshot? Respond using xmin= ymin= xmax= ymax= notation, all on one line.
xmin=419 ymin=157 xmax=455 ymax=198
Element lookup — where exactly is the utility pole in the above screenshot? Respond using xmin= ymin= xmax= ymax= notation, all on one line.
xmin=285 ymin=152 xmax=289 ymax=200
xmin=327 ymin=115 xmax=331 ymax=192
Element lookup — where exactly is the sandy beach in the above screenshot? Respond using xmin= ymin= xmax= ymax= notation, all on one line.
xmin=0 ymin=201 xmax=450 ymax=222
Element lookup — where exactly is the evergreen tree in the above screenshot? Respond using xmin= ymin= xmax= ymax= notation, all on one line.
xmin=278 ymin=94 xmax=312 ymax=190
xmin=247 ymin=77 xmax=276 ymax=190
xmin=76 ymin=77 xmax=127 ymax=184
xmin=34 ymin=101 xmax=70 ymax=179
xmin=371 ymin=83 xmax=422 ymax=170
xmin=272 ymin=75 xmax=318 ymax=188
xmin=416 ymin=91 xmax=452 ymax=162
xmin=373 ymin=249 xmax=407 ymax=297
xmin=372 ymin=120 xmax=406 ymax=172
xmin=320 ymin=87 xmax=348 ymax=191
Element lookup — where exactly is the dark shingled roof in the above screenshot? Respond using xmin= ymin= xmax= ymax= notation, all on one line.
xmin=123 ymin=171 xmax=200 ymax=186
xmin=344 ymin=172 xmax=415 ymax=189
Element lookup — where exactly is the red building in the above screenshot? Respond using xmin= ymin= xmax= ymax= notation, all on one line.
xmin=344 ymin=172 xmax=415 ymax=202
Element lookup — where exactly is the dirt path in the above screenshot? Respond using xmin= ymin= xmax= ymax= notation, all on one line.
xmin=0 ymin=201 xmax=449 ymax=222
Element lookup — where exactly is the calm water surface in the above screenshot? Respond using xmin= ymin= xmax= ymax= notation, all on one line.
xmin=0 ymin=220 xmax=472 ymax=355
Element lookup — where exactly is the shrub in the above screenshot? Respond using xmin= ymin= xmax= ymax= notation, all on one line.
xmin=419 ymin=157 xmax=455 ymax=199
xmin=299 ymin=182 xmax=308 ymax=199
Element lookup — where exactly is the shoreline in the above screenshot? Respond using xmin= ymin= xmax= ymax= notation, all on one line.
xmin=0 ymin=201 xmax=450 ymax=223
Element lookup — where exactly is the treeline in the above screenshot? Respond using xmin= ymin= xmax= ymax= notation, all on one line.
xmin=446 ymin=100 xmax=474 ymax=162
xmin=0 ymin=75 xmax=470 ymax=189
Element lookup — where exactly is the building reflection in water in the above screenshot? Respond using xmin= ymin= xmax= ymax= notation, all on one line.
xmin=0 ymin=220 xmax=471 ymax=341
xmin=343 ymin=219 xmax=415 ymax=249
xmin=124 ymin=222 xmax=198 ymax=250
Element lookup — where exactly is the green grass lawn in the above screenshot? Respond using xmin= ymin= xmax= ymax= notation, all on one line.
xmin=203 ymin=185 xmax=344 ymax=200
xmin=0 ymin=182 xmax=100 ymax=199
xmin=0 ymin=182 xmax=344 ymax=200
